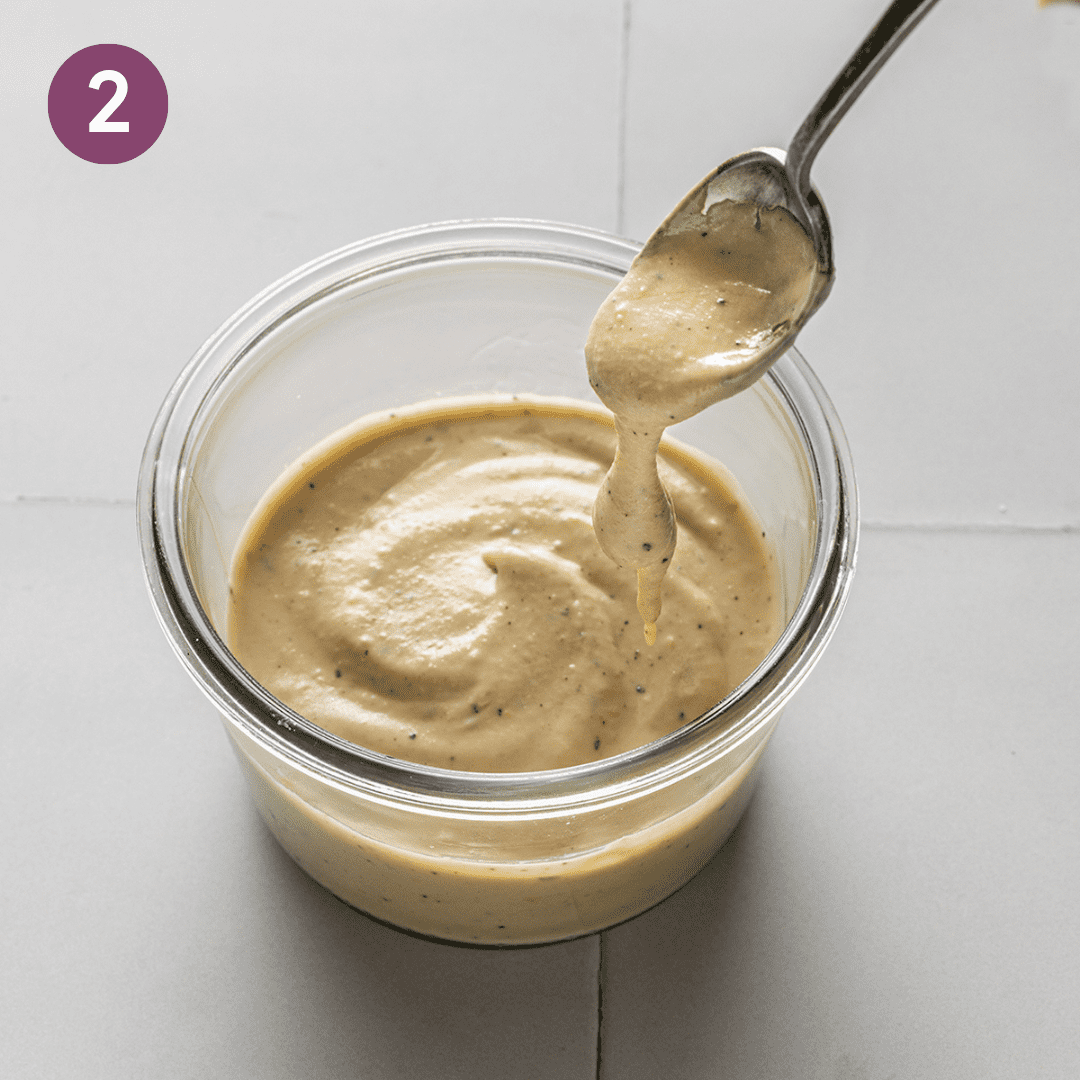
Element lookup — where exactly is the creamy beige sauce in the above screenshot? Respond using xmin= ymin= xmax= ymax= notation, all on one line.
xmin=232 ymin=724 xmax=773 ymax=944
xmin=587 ymin=198 xmax=824 ymax=641
xmin=228 ymin=397 xmax=779 ymax=772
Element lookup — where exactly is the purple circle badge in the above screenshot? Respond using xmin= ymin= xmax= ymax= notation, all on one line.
xmin=49 ymin=45 xmax=168 ymax=164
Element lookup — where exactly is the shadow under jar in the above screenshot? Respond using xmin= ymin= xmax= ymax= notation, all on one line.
xmin=138 ymin=220 xmax=858 ymax=946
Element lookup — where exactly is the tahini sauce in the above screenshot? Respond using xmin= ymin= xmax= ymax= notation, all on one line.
xmin=587 ymin=198 xmax=825 ymax=642
xmin=228 ymin=397 xmax=779 ymax=772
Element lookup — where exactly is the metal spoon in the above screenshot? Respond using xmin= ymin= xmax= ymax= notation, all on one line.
xmin=636 ymin=0 xmax=942 ymax=387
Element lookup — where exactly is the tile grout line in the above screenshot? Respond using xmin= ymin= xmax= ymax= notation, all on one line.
xmin=595 ymin=931 xmax=606 ymax=1080
xmin=4 ymin=496 xmax=1077 ymax=536
xmin=615 ymin=0 xmax=632 ymax=236
xmin=862 ymin=519 xmax=1080 ymax=535
xmin=3 ymin=495 xmax=136 ymax=507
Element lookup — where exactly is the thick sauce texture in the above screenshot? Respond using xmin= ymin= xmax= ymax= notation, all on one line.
xmin=587 ymin=198 xmax=823 ymax=641
xmin=228 ymin=397 xmax=779 ymax=772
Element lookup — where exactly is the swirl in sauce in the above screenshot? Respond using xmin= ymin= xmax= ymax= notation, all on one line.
xmin=228 ymin=397 xmax=779 ymax=771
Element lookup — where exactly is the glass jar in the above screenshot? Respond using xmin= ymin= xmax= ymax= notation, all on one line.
xmin=137 ymin=220 xmax=858 ymax=945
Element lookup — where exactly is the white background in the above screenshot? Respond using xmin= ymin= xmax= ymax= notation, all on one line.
xmin=2 ymin=1 xmax=1078 ymax=1076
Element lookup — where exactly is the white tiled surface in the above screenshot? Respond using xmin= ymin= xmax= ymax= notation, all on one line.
xmin=3 ymin=1 xmax=1078 ymax=1076
xmin=602 ymin=530 xmax=1080 ymax=1078
xmin=0 ymin=502 xmax=600 ymax=1077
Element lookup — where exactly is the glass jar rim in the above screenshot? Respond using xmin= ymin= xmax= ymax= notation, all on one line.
xmin=137 ymin=218 xmax=858 ymax=812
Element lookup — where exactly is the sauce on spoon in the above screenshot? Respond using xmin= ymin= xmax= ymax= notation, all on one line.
xmin=586 ymin=197 xmax=827 ymax=643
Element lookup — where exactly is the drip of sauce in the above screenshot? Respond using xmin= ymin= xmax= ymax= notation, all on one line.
xmin=586 ymin=198 xmax=826 ymax=642
xmin=227 ymin=397 xmax=780 ymax=772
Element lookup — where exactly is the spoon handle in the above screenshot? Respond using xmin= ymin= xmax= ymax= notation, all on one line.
xmin=787 ymin=0 xmax=942 ymax=198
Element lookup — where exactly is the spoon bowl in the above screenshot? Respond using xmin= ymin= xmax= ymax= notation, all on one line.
xmin=631 ymin=0 xmax=941 ymax=393
xmin=639 ymin=146 xmax=836 ymax=399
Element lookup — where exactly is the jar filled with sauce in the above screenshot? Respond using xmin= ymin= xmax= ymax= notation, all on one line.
xmin=138 ymin=220 xmax=857 ymax=945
